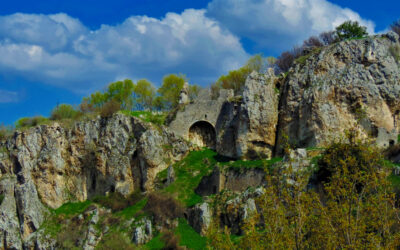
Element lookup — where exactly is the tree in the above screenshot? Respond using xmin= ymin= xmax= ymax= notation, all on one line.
xmin=157 ymin=74 xmax=187 ymax=109
xmin=335 ymin=21 xmax=368 ymax=41
xmin=134 ymin=79 xmax=156 ymax=110
xmin=50 ymin=104 xmax=80 ymax=120
xmin=188 ymin=84 xmax=201 ymax=101
xmin=105 ymin=79 xmax=135 ymax=110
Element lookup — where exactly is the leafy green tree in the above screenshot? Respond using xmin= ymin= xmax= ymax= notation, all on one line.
xmin=50 ymin=104 xmax=80 ymax=120
xmin=134 ymin=79 xmax=156 ymax=110
xmin=212 ymin=54 xmax=272 ymax=95
xmin=335 ymin=21 xmax=368 ymax=41
xmin=188 ymin=84 xmax=201 ymax=101
xmin=105 ymin=79 xmax=135 ymax=110
xmin=152 ymin=96 xmax=165 ymax=111
xmin=157 ymin=74 xmax=187 ymax=109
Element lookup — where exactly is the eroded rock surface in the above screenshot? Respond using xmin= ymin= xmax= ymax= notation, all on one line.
xmin=277 ymin=33 xmax=400 ymax=151
xmin=0 ymin=113 xmax=189 ymax=246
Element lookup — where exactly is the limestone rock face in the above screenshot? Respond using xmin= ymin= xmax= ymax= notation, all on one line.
xmin=187 ymin=202 xmax=211 ymax=236
xmin=0 ymin=113 xmax=189 ymax=246
xmin=277 ymin=33 xmax=400 ymax=151
xmin=216 ymin=71 xmax=279 ymax=159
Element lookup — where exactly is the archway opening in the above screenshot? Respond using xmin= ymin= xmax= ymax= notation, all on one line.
xmin=189 ymin=121 xmax=216 ymax=149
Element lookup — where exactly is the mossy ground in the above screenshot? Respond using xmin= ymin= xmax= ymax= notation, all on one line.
xmin=121 ymin=110 xmax=167 ymax=126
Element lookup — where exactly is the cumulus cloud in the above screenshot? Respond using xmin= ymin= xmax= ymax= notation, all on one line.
xmin=0 ymin=10 xmax=248 ymax=93
xmin=0 ymin=89 xmax=19 ymax=103
xmin=206 ymin=0 xmax=375 ymax=51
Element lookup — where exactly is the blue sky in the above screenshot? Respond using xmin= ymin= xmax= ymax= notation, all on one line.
xmin=0 ymin=0 xmax=399 ymax=125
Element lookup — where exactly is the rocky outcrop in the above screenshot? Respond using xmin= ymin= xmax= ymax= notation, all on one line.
xmin=187 ymin=202 xmax=211 ymax=236
xmin=0 ymin=113 xmax=189 ymax=246
xmin=195 ymin=166 xmax=266 ymax=196
xmin=132 ymin=218 xmax=153 ymax=245
xmin=276 ymin=32 xmax=400 ymax=151
xmin=216 ymin=70 xmax=279 ymax=159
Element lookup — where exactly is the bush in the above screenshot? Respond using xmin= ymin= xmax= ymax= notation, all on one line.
xmin=50 ymin=104 xmax=81 ymax=120
xmin=303 ymin=36 xmax=324 ymax=48
xmin=92 ymin=191 xmax=142 ymax=212
xmin=15 ymin=116 xmax=48 ymax=129
xmin=276 ymin=51 xmax=295 ymax=72
xmin=319 ymin=31 xmax=337 ymax=45
xmin=391 ymin=20 xmax=400 ymax=37
xmin=161 ymin=231 xmax=183 ymax=250
xmin=144 ymin=193 xmax=184 ymax=225
xmin=99 ymin=100 xmax=120 ymax=118
xmin=335 ymin=20 xmax=368 ymax=41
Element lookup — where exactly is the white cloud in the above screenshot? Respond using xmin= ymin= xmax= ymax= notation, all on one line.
xmin=0 ymin=89 xmax=18 ymax=103
xmin=206 ymin=0 xmax=375 ymax=51
xmin=0 ymin=10 xmax=248 ymax=93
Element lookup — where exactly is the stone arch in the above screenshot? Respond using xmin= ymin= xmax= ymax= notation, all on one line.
xmin=189 ymin=121 xmax=216 ymax=149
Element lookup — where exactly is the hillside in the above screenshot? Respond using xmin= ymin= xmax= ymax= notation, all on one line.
xmin=1 ymin=32 xmax=400 ymax=249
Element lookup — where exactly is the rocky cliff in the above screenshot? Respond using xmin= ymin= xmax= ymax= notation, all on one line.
xmin=0 ymin=114 xmax=189 ymax=249
xmin=276 ymin=32 xmax=400 ymax=151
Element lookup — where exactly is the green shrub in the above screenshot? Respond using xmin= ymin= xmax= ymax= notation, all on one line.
xmin=144 ymin=192 xmax=184 ymax=226
xmin=50 ymin=104 xmax=81 ymax=120
xmin=335 ymin=20 xmax=368 ymax=41
xmin=92 ymin=191 xmax=142 ymax=212
xmin=100 ymin=100 xmax=120 ymax=118
xmin=0 ymin=194 xmax=4 ymax=205
xmin=15 ymin=116 xmax=48 ymax=129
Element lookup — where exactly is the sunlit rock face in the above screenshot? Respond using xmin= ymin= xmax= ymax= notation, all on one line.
xmin=276 ymin=32 xmax=400 ymax=152
xmin=0 ymin=113 xmax=189 ymax=245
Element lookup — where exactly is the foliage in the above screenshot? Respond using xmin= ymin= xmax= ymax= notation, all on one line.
xmin=15 ymin=116 xmax=48 ymax=129
xmin=391 ymin=19 xmax=400 ymax=37
xmin=143 ymin=192 xmax=184 ymax=226
xmin=54 ymin=200 xmax=93 ymax=216
xmin=175 ymin=218 xmax=207 ymax=250
xmin=105 ymin=79 xmax=135 ymax=110
xmin=144 ymin=233 xmax=165 ymax=249
xmin=319 ymin=31 xmax=337 ymax=45
xmin=157 ymin=74 xmax=187 ymax=109
xmin=212 ymin=54 xmax=271 ymax=95
xmin=0 ymin=194 xmax=4 ymax=205
xmin=134 ymin=79 xmax=156 ymax=110
xmin=96 ymin=232 xmax=136 ymax=250
xmin=92 ymin=191 xmax=143 ymax=212
xmin=188 ymin=84 xmax=201 ymax=101
xmin=50 ymin=104 xmax=81 ymax=120
xmin=222 ymin=157 xmax=282 ymax=171
xmin=121 ymin=110 xmax=167 ymax=126
xmin=335 ymin=20 xmax=368 ymax=41
xmin=161 ymin=231 xmax=184 ymax=250
xmin=161 ymin=149 xmax=217 ymax=206
xmin=303 ymin=36 xmax=324 ymax=48
xmin=208 ymin=133 xmax=400 ymax=249
xmin=99 ymin=100 xmax=121 ymax=118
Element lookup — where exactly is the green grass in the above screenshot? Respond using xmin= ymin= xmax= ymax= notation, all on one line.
xmin=115 ymin=198 xmax=147 ymax=219
xmin=223 ymin=157 xmax=282 ymax=171
xmin=388 ymin=174 xmax=400 ymax=189
xmin=143 ymin=233 xmax=165 ymax=249
xmin=175 ymin=218 xmax=207 ymax=250
xmin=54 ymin=200 xmax=93 ymax=216
xmin=162 ymin=149 xmax=217 ymax=207
xmin=121 ymin=110 xmax=167 ymax=126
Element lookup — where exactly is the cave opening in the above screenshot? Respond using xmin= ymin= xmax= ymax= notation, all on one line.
xmin=189 ymin=121 xmax=216 ymax=149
